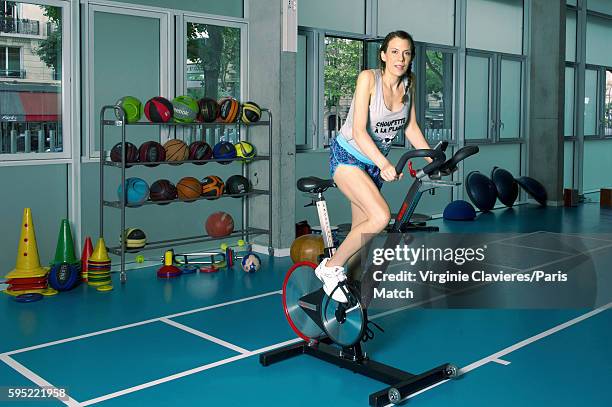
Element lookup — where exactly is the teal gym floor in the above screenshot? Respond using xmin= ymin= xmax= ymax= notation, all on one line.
xmin=1 ymin=202 xmax=610 ymax=406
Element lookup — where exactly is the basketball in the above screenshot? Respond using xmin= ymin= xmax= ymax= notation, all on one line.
xmin=197 ymin=98 xmax=219 ymax=123
xmin=241 ymin=101 xmax=262 ymax=124
xmin=201 ymin=175 xmax=224 ymax=199
xmin=138 ymin=141 xmax=166 ymax=167
xmin=290 ymin=234 xmax=324 ymax=264
xmin=122 ymin=228 xmax=146 ymax=250
xmin=225 ymin=175 xmax=251 ymax=197
xmin=117 ymin=177 xmax=150 ymax=206
xmin=213 ymin=141 xmax=237 ymax=165
xmin=144 ymin=96 xmax=173 ymax=123
xmin=188 ymin=141 xmax=213 ymax=165
xmin=205 ymin=212 xmax=234 ymax=238
xmin=110 ymin=141 xmax=139 ymax=166
xmin=149 ymin=179 xmax=177 ymax=203
xmin=172 ymin=95 xmax=199 ymax=123
xmin=234 ymin=141 xmax=256 ymax=162
xmin=177 ymin=177 xmax=201 ymax=201
xmin=115 ymin=96 xmax=142 ymax=123
xmin=164 ymin=139 xmax=189 ymax=164
xmin=218 ymin=98 xmax=240 ymax=123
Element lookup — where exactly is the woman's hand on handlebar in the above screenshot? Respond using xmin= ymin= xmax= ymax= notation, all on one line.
xmin=380 ymin=160 xmax=403 ymax=182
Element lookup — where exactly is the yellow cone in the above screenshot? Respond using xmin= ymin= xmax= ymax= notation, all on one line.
xmin=5 ymin=208 xmax=48 ymax=279
xmin=90 ymin=238 xmax=111 ymax=262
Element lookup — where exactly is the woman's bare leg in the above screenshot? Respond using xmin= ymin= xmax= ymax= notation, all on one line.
xmin=327 ymin=165 xmax=390 ymax=268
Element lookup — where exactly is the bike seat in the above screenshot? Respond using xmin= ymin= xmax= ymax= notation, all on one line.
xmin=297 ymin=177 xmax=336 ymax=193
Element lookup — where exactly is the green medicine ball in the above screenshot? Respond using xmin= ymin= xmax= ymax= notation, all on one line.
xmin=115 ymin=96 xmax=142 ymax=123
xmin=172 ymin=95 xmax=199 ymax=123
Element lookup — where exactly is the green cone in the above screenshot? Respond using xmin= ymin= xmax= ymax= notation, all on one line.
xmin=52 ymin=219 xmax=78 ymax=265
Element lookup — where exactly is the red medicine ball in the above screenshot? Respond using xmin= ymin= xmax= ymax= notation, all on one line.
xmin=144 ymin=97 xmax=174 ymax=123
xmin=205 ymin=212 xmax=234 ymax=238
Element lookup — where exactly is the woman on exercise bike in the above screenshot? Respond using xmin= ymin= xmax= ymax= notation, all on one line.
xmin=315 ymin=30 xmax=432 ymax=303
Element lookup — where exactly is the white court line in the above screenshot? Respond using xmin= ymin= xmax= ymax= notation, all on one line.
xmin=381 ymin=301 xmax=612 ymax=407
xmin=548 ymin=232 xmax=612 ymax=243
xmin=461 ymin=301 xmax=612 ymax=374
xmin=0 ymin=354 xmax=81 ymax=406
xmin=491 ymin=358 xmax=511 ymax=366
xmin=159 ymin=318 xmax=250 ymax=354
xmin=79 ymin=337 xmax=302 ymax=406
xmin=2 ymin=290 xmax=281 ymax=356
xmin=492 ymin=241 xmax=575 ymax=256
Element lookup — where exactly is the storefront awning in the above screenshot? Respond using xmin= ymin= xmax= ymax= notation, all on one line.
xmin=0 ymin=90 xmax=61 ymax=122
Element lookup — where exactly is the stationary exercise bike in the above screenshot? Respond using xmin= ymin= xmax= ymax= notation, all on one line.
xmin=260 ymin=142 xmax=478 ymax=406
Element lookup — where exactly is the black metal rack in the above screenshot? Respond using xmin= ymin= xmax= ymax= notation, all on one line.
xmin=99 ymin=105 xmax=274 ymax=282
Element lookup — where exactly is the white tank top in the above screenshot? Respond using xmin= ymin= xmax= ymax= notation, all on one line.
xmin=338 ymin=69 xmax=411 ymax=161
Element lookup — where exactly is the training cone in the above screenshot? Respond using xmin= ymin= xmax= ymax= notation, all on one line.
xmin=5 ymin=208 xmax=48 ymax=279
xmin=81 ymin=237 xmax=93 ymax=282
xmin=90 ymin=238 xmax=111 ymax=262
xmin=52 ymin=219 xmax=78 ymax=265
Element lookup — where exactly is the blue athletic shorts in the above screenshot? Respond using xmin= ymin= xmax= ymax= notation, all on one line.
xmin=329 ymin=137 xmax=383 ymax=190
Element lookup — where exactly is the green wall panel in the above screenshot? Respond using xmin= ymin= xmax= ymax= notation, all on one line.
xmin=93 ymin=11 xmax=160 ymax=153
xmin=117 ymin=0 xmax=243 ymax=17
xmin=0 ymin=165 xmax=68 ymax=270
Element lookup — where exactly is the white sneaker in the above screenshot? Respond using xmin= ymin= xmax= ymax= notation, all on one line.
xmin=314 ymin=258 xmax=348 ymax=303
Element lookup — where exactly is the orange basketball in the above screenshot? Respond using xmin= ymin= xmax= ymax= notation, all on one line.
xmin=177 ymin=177 xmax=201 ymax=201
xmin=164 ymin=139 xmax=189 ymax=164
xmin=290 ymin=234 xmax=324 ymax=264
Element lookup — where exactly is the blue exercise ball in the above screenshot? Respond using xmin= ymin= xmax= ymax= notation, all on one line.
xmin=443 ymin=200 xmax=476 ymax=221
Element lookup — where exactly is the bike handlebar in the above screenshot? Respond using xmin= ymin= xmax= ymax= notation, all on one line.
xmin=395 ymin=148 xmax=446 ymax=175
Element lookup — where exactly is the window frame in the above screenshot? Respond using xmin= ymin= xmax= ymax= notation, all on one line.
xmin=464 ymin=48 xmax=526 ymax=145
xmin=83 ymin=2 xmax=171 ymax=160
xmin=0 ymin=0 xmax=73 ymax=164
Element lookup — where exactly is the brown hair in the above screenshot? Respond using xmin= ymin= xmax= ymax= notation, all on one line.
xmin=379 ymin=30 xmax=415 ymax=102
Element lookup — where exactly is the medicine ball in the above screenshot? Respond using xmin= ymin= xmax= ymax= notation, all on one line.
xmin=115 ymin=96 xmax=142 ymax=123
xmin=172 ymin=95 xmax=199 ymax=123
xmin=188 ymin=141 xmax=213 ymax=165
xmin=149 ymin=179 xmax=177 ymax=204
xmin=201 ymin=175 xmax=224 ymax=199
xmin=241 ymin=101 xmax=261 ymax=124
xmin=213 ymin=141 xmax=237 ymax=165
xmin=219 ymin=98 xmax=239 ymax=123
xmin=290 ymin=234 xmax=324 ymax=264
xmin=205 ymin=212 xmax=235 ymax=238
xmin=164 ymin=139 xmax=189 ymax=163
xmin=117 ymin=177 xmax=150 ymax=206
xmin=225 ymin=175 xmax=251 ymax=197
xmin=241 ymin=253 xmax=261 ymax=273
xmin=122 ymin=228 xmax=147 ymax=250
xmin=110 ymin=141 xmax=139 ymax=166
xmin=138 ymin=141 xmax=166 ymax=167
xmin=144 ymin=96 xmax=173 ymax=123
xmin=176 ymin=177 xmax=201 ymax=202
xmin=198 ymin=98 xmax=219 ymax=123
xmin=234 ymin=141 xmax=256 ymax=162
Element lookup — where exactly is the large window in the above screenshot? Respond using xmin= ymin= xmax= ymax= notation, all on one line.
xmin=185 ymin=22 xmax=240 ymax=101
xmin=465 ymin=52 xmax=524 ymax=141
xmin=323 ymin=36 xmax=363 ymax=147
xmin=0 ymin=46 xmax=21 ymax=78
xmin=0 ymin=1 xmax=64 ymax=159
xmin=424 ymin=49 xmax=453 ymax=142
xmin=183 ymin=20 xmax=243 ymax=145
xmin=584 ymin=68 xmax=598 ymax=136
